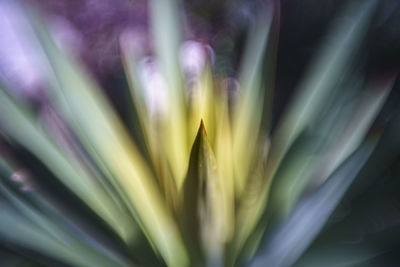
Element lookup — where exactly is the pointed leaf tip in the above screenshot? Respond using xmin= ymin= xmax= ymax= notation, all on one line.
xmin=180 ymin=119 xmax=224 ymax=264
xmin=199 ymin=119 xmax=207 ymax=136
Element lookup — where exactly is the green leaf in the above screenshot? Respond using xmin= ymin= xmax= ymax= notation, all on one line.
xmin=295 ymin=115 xmax=400 ymax=267
xmin=180 ymin=121 xmax=225 ymax=266
xmin=0 ymin=88 xmax=134 ymax=242
xmin=249 ymin=140 xmax=376 ymax=267
xmin=150 ymin=0 xmax=189 ymax=189
xmin=0 ymin=201 xmax=118 ymax=267
xmin=268 ymin=74 xmax=394 ymax=218
xmin=26 ymin=9 xmax=189 ymax=265
xmin=0 ymin=157 xmax=131 ymax=266
xmin=232 ymin=5 xmax=273 ymax=197
xmin=233 ymin=1 xmax=377 ymax=262
xmin=267 ymin=0 xmax=377 ymax=176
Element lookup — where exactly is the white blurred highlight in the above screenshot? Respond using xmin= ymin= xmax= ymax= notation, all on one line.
xmin=180 ymin=40 xmax=207 ymax=79
xmin=0 ymin=1 xmax=47 ymax=98
xmin=138 ymin=57 xmax=169 ymax=118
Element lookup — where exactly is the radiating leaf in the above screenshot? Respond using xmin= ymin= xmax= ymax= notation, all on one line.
xmin=150 ymin=0 xmax=189 ymax=189
xmin=21 ymin=8 xmax=189 ymax=266
xmin=233 ymin=1 xmax=377 ymax=263
xmin=267 ymin=0 xmax=376 ymax=176
xmin=250 ymin=140 xmax=376 ymax=267
xmin=0 ymin=202 xmax=118 ymax=267
xmin=180 ymin=121 xmax=224 ymax=266
xmin=0 ymin=88 xmax=134 ymax=243
xmin=269 ymin=74 xmax=394 ymax=218
xmin=0 ymin=156 xmax=133 ymax=266
xmin=232 ymin=6 xmax=273 ymax=197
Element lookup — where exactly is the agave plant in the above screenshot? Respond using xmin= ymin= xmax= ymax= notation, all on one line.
xmin=0 ymin=0 xmax=397 ymax=266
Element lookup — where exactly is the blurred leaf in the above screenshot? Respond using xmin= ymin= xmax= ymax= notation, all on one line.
xmin=0 ymin=201 xmax=114 ymax=267
xmin=269 ymin=73 xmax=394 ymax=218
xmin=232 ymin=5 xmax=273 ymax=197
xmin=0 ymin=88 xmax=133 ymax=243
xmin=121 ymin=50 xmax=179 ymax=211
xmin=0 ymin=246 xmax=43 ymax=267
xmin=295 ymin=114 xmax=400 ymax=267
xmin=250 ymin=140 xmax=376 ymax=267
xmin=233 ymin=1 xmax=377 ymax=263
xmin=28 ymin=8 xmax=189 ymax=266
xmin=180 ymin=121 xmax=224 ymax=266
xmin=267 ymin=0 xmax=376 ymax=176
xmin=214 ymin=91 xmax=235 ymax=244
xmin=0 ymin=158 xmax=132 ymax=266
xmin=150 ymin=0 xmax=189 ymax=189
